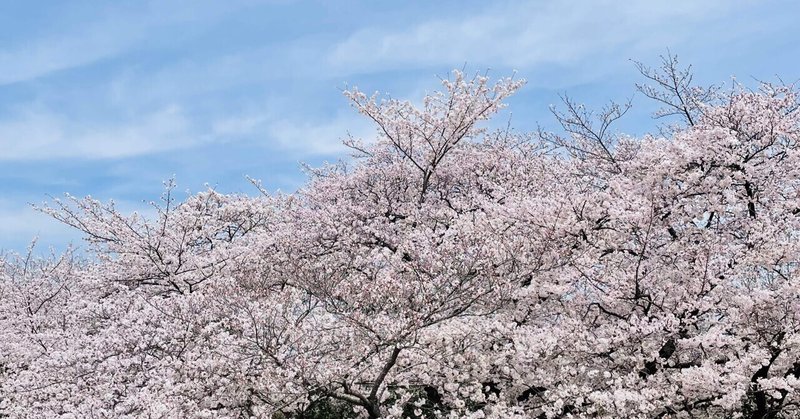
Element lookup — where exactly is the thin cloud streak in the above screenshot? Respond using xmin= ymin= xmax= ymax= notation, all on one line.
xmin=0 ymin=1 xmax=264 ymax=86
xmin=327 ymin=1 xmax=737 ymax=72
xmin=0 ymin=105 xmax=192 ymax=160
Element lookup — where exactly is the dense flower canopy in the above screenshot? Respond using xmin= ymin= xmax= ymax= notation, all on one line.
xmin=2 ymin=58 xmax=800 ymax=418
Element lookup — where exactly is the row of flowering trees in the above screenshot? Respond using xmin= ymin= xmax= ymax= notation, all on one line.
xmin=2 ymin=57 xmax=800 ymax=418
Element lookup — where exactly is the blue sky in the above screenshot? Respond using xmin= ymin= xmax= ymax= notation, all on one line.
xmin=1 ymin=0 xmax=799 ymax=253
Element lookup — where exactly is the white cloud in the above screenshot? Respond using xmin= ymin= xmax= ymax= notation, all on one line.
xmin=0 ymin=1 xmax=263 ymax=86
xmin=0 ymin=23 xmax=144 ymax=86
xmin=212 ymin=110 xmax=374 ymax=156
xmin=327 ymin=1 xmax=735 ymax=74
xmin=0 ymin=95 xmax=374 ymax=161
xmin=265 ymin=110 xmax=376 ymax=155
xmin=212 ymin=114 xmax=270 ymax=138
xmin=0 ymin=105 xmax=193 ymax=160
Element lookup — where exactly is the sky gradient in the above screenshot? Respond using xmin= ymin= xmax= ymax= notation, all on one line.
xmin=1 ymin=0 xmax=799 ymax=253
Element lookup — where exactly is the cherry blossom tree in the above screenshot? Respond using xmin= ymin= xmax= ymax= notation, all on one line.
xmin=2 ymin=57 xmax=800 ymax=418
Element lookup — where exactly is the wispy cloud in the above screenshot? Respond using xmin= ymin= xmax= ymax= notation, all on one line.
xmin=0 ymin=99 xmax=372 ymax=161
xmin=0 ymin=21 xmax=143 ymax=86
xmin=0 ymin=105 xmax=194 ymax=160
xmin=327 ymin=1 xmax=736 ymax=74
xmin=0 ymin=1 xmax=261 ymax=86
xmin=213 ymin=110 xmax=374 ymax=156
